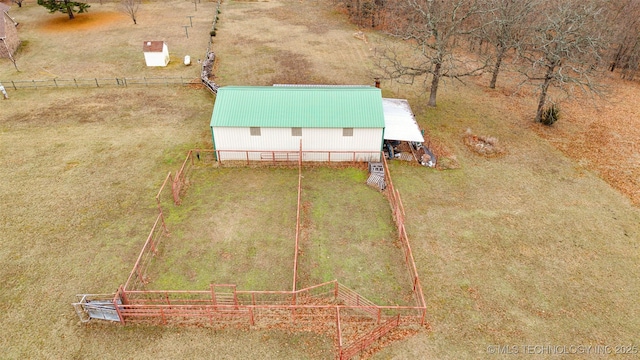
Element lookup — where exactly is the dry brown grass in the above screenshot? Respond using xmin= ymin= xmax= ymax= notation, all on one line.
xmin=1 ymin=0 xmax=217 ymax=79
xmin=531 ymin=76 xmax=640 ymax=205
xmin=2 ymin=0 xmax=640 ymax=359
xmin=212 ymin=0 xmax=375 ymax=86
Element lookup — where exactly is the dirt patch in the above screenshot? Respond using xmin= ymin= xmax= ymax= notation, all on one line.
xmin=37 ymin=11 xmax=128 ymax=33
xmin=256 ymin=2 xmax=333 ymax=34
xmin=271 ymin=51 xmax=332 ymax=85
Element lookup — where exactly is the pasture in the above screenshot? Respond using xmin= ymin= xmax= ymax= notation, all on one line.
xmin=145 ymin=165 xmax=414 ymax=306
xmin=1 ymin=0 xmax=639 ymax=359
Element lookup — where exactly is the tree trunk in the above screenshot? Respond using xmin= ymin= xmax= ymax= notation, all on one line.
xmin=64 ymin=0 xmax=75 ymax=19
xmin=489 ymin=45 xmax=506 ymax=89
xmin=535 ymin=65 xmax=555 ymax=123
xmin=610 ymin=43 xmax=624 ymax=72
xmin=428 ymin=62 xmax=442 ymax=107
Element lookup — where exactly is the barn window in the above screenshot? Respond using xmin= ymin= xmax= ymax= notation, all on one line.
xmin=291 ymin=127 xmax=302 ymax=137
xmin=343 ymin=128 xmax=354 ymax=137
xmin=250 ymin=127 xmax=261 ymax=136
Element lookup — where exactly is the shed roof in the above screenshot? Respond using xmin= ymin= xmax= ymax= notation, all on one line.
xmin=210 ymin=86 xmax=385 ymax=128
xmin=142 ymin=41 xmax=164 ymax=52
xmin=382 ymin=98 xmax=425 ymax=142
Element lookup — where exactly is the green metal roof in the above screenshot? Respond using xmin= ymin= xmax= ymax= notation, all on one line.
xmin=210 ymin=86 xmax=385 ymax=128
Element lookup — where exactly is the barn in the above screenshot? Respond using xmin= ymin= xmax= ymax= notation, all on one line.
xmin=142 ymin=41 xmax=169 ymax=67
xmin=0 ymin=3 xmax=20 ymax=61
xmin=209 ymin=86 xmax=386 ymax=162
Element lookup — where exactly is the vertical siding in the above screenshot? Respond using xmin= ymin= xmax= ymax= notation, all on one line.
xmin=213 ymin=127 xmax=382 ymax=162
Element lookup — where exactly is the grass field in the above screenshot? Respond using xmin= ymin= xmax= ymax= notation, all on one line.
xmin=1 ymin=0 xmax=640 ymax=359
xmin=298 ymin=167 xmax=414 ymax=306
xmin=150 ymin=166 xmax=300 ymax=291
xmin=146 ymin=164 xmax=415 ymax=305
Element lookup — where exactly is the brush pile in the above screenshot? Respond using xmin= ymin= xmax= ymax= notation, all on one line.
xmin=463 ymin=129 xmax=506 ymax=157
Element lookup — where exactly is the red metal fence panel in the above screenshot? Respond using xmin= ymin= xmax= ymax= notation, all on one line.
xmin=87 ymin=149 xmax=428 ymax=360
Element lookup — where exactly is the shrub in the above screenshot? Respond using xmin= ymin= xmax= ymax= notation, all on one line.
xmin=541 ymin=104 xmax=560 ymax=126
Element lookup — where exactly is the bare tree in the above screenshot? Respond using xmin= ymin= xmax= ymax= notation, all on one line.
xmin=604 ymin=0 xmax=640 ymax=80
xmin=374 ymin=0 xmax=487 ymax=107
xmin=479 ymin=0 xmax=541 ymax=88
xmin=518 ymin=0 xmax=606 ymax=123
xmin=12 ymin=0 xmax=25 ymax=8
xmin=120 ymin=0 xmax=139 ymax=25
xmin=336 ymin=0 xmax=385 ymax=28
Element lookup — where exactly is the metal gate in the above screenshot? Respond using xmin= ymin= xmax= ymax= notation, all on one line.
xmin=73 ymin=294 xmax=122 ymax=323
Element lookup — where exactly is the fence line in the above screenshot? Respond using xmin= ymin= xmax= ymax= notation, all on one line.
xmin=292 ymin=144 xmax=303 ymax=300
xmin=0 ymin=77 xmax=201 ymax=90
xmin=339 ymin=315 xmax=401 ymax=360
xmin=382 ymin=155 xmax=427 ymax=318
xmin=5 ymin=0 xmax=223 ymax=93
xmin=201 ymin=0 xmax=222 ymax=94
xmin=215 ymin=149 xmax=382 ymax=165
xmin=123 ymin=212 xmax=168 ymax=291
xmin=78 ymin=148 xmax=427 ymax=359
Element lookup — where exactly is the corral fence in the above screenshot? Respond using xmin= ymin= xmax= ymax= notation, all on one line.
xmin=214 ymin=149 xmax=382 ymax=166
xmin=97 ymin=280 xmax=420 ymax=359
xmin=0 ymin=77 xmax=201 ymax=90
xmin=381 ymin=155 xmax=427 ymax=311
xmin=74 ymin=148 xmax=427 ymax=360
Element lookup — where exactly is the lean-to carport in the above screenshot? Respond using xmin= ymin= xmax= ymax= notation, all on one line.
xmin=382 ymin=98 xmax=424 ymax=143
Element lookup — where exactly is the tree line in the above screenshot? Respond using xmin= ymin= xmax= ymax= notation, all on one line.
xmin=337 ymin=0 xmax=640 ymax=123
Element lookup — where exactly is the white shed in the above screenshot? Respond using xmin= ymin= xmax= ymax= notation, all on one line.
xmin=142 ymin=41 xmax=169 ymax=67
xmin=210 ymin=86 xmax=386 ymax=162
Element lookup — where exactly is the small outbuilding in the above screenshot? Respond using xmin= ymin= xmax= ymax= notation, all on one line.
xmin=0 ymin=4 xmax=20 ymax=61
xmin=210 ymin=86 xmax=386 ymax=162
xmin=142 ymin=41 xmax=169 ymax=67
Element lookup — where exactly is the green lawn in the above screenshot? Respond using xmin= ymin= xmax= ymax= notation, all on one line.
xmin=145 ymin=165 xmax=414 ymax=306
xmin=148 ymin=167 xmax=299 ymax=291
xmin=298 ymin=167 xmax=415 ymax=306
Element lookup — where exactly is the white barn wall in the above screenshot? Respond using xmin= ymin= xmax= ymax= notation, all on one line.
xmin=212 ymin=127 xmax=383 ymax=162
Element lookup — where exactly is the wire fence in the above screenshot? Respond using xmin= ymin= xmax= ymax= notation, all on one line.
xmin=3 ymin=0 xmax=222 ymax=93
xmin=0 ymin=77 xmax=202 ymax=90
